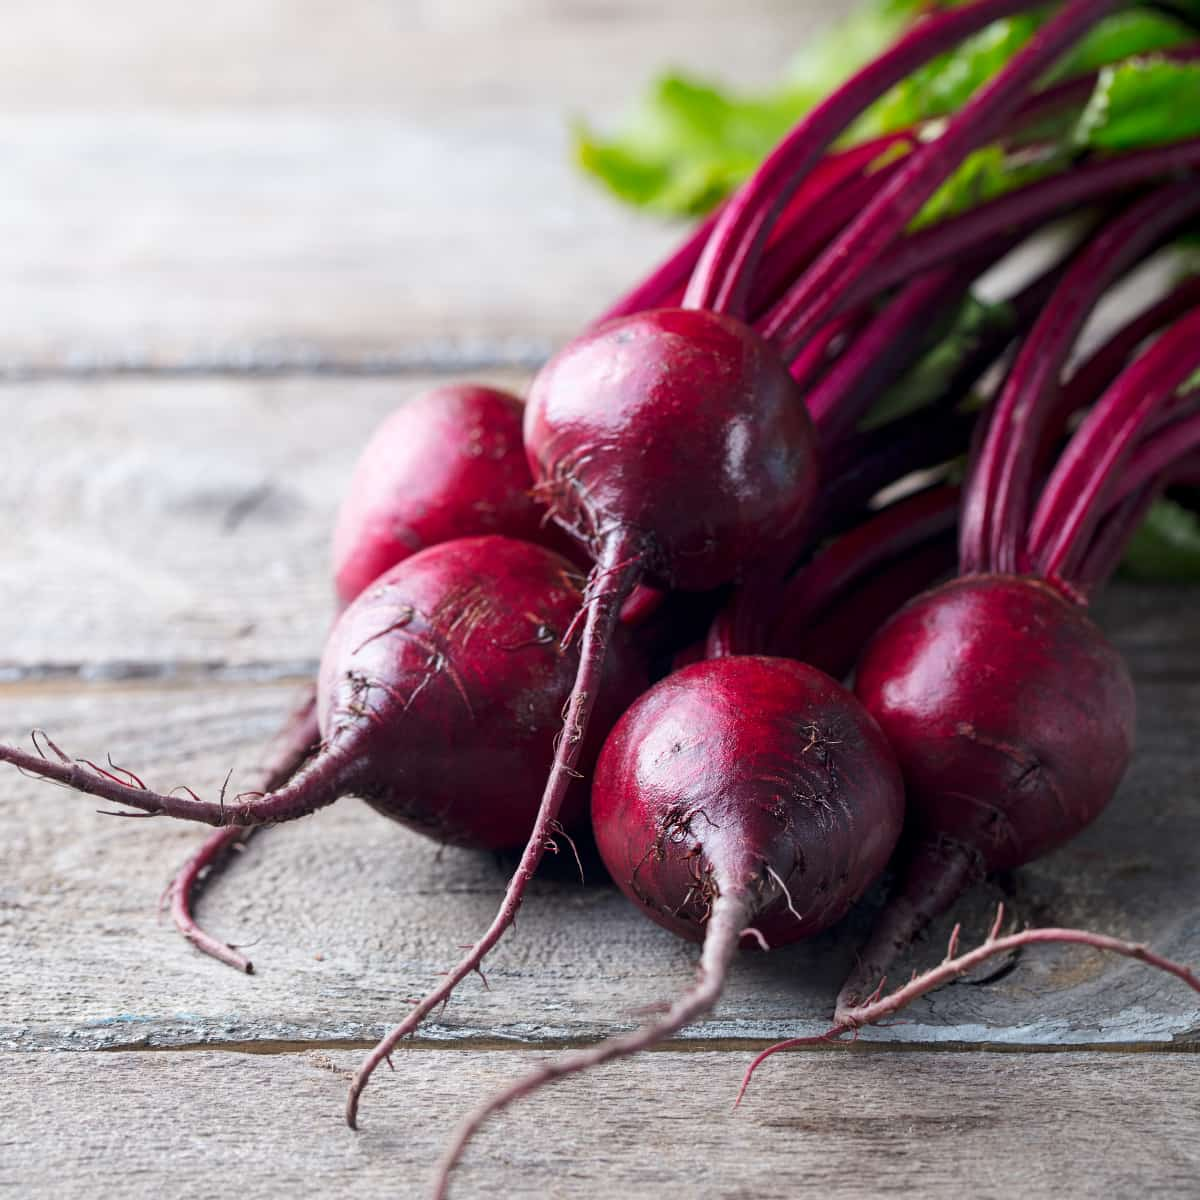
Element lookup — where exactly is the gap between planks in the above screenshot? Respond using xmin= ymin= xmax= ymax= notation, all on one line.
xmin=90 ymin=1035 xmax=1200 ymax=1057
xmin=0 ymin=346 xmax=555 ymax=383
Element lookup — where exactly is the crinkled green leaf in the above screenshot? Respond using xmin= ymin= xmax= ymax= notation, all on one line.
xmin=1075 ymin=57 xmax=1200 ymax=151
xmin=1122 ymin=498 xmax=1200 ymax=581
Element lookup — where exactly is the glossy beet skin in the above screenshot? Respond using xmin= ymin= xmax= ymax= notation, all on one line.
xmin=332 ymin=386 xmax=560 ymax=608
xmin=524 ymin=308 xmax=819 ymax=590
xmin=318 ymin=536 xmax=645 ymax=850
xmin=592 ymin=656 xmax=905 ymax=945
xmin=855 ymin=574 xmax=1136 ymax=872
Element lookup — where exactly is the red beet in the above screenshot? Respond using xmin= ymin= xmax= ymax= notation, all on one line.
xmin=594 ymin=656 xmax=904 ymax=946
xmin=525 ymin=308 xmax=818 ymax=590
xmin=429 ymin=656 xmax=903 ymax=1196
xmin=332 ymin=385 xmax=560 ymax=607
xmin=855 ymin=576 xmax=1134 ymax=874
xmin=0 ymin=536 xmax=645 ymax=854
xmin=837 ymin=188 xmax=1200 ymax=1019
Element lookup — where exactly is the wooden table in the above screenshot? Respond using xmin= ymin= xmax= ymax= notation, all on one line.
xmin=2 ymin=3 xmax=1197 ymax=1196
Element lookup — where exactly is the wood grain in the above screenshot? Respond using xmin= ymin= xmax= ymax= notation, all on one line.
xmin=3 ymin=1049 xmax=1198 ymax=1199
xmin=0 ymin=0 xmax=836 ymax=373
xmin=2 ymin=638 xmax=1197 ymax=1053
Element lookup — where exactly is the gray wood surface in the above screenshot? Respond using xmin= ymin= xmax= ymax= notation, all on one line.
xmin=4 ymin=1050 xmax=1199 ymax=1199
xmin=0 ymin=0 xmax=832 ymax=375
xmin=3 ymin=2 xmax=1200 ymax=1197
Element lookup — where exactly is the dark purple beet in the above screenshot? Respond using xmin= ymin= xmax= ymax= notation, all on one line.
xmin=524 ymin=307 xmax=818 ymax=590
xmin=317 ymin=536 xmax=644 ymax=849
xmin=855 ymin=574 xmax=1135 ymax=873
xmin=331 ymin=385 xmax=564 ymax=608
xmin=840 ymin=573 xmax=1135 ymax=1013
xmin=593 ymin=655 xmax=904 ymax=946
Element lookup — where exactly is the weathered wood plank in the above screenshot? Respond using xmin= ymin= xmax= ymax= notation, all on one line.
xmin=0 ymin=374 xmax=524 ymax=671
xmin=2 ymin=1049 xmax=1198 ymax=1198
xmin=6 ymin=377 xmax=1200 ymax=675
xmin=0 ymin=1 xmax=833 ymax=371
xmin=1 ymin=641 xmax=1197 ymax=1052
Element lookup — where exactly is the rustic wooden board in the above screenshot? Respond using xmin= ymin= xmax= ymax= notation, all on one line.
xmin=0 ymin=375 xmax=525 ymax=672
xmin=7 ymin=376 xmax=1200 ymax=674
xmin=3 ymin=1049 xmax=1198 ymax=1199
xmin=0 ymin=0 xmax=833 ymax=374
xmin=2 ymin=623 xmax=1197 ymax=1053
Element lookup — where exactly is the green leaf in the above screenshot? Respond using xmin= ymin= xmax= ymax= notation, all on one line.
xmin=1075 ymin=57 xmax=1200 ymax=151
xmin=912 ymin=142 xmax=1064 ymax=229
xmin=1122 ymin=498 xmax=1200 ymax=582
xmin=575 ymin=0 xmax=927 ymax=216
xmin=860 ymin=291 xmax=1016 ymax=430
xmin=1056 ymin=9 xmax=1195 ymax=75
xmin=866 ymin=14 xmax=1043 ymax=135
xmin=576 ymin=1 xmax=1197 ymax=218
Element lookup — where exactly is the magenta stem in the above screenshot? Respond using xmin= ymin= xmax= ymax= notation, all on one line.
xmin=770 ymin=486 xmax=961 ymax=658
xmin=430 ymin=888 xmax=753 ymax=1200
xmin=744 ymin=140 xmax=914 ymax=320
xmin=1062 ymin=277 xmax=1200 ymax=413
xmin=344 ymin=531 xmax=644 ymax=1130
xmin=960 ymin=182 xmax=1200 ymax=577
xmin=1028 ymin=306 xmax=1200 ymax=586
xmin=786 ymin=537 xmax=958 ymax=679
xmin=685 ymin=0 xmax=1063 ymax=316
xmin=759 ymin=0 xmax=1115 ymax=357
xmin=807 ymin=267 xmax=968 ymax=443
xmin=167 ymin=689 xmax=321 ymax=972
xmin=1075 ymin=483 xmax=1162 ymax=595
xmin=847 ymin=136 xmax=1200 ymax=314
xmin=1111 ymin=404 xmax=1200 ymax=508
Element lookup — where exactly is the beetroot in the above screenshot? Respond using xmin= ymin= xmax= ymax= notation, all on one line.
xmin=836 ymin=187 xmax=1200 ymax=1018
xmin=0 ymin=536 xmax=644 ymax=853
xmin=331 ymin=385 xmax=569 ymax=607
xmin=430 ymin=655 xmax=904 ymax=1197
xmin=593 ymin=656 xmax=904 ymax=945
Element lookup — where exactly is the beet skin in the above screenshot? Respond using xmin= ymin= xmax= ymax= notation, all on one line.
xmin=592 ymin=655 xmax=905 ymax=945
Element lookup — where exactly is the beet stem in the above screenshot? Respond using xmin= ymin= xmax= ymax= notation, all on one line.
xmin=738 ymin=904 xmax=1200 ymax=1104
xmin=1028 ymin=305 xmax=1200 ymax=585
xmin=1110 ymin=404 xmax=1200 ymax=510
xmin=761 ymin=0 xmax=1114 ymax=359
xmin=848 ymin=137 xmax=1200 ymax=316
xmin=166 ymin=690 xmax=321 ymax=973
xmin=961 ymin=182 xmax=1200 ymax=576
xmin=770 ymin=485 xmax=961 ymax=657
xmin=429 ymin=888 xmax=754 ymax=1200
xmin=1061 ymin=276 xmax=1200 ymax=416
xmin=1075 ymin=483 xmax=1163 ymax=595
xmin=807 ymin=267 xmax=969 ymax=446
xmin=685 ymin=0 xmax=1059 ymax=316
xmin=344 ymin=531 xmax=644 ymax=1131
